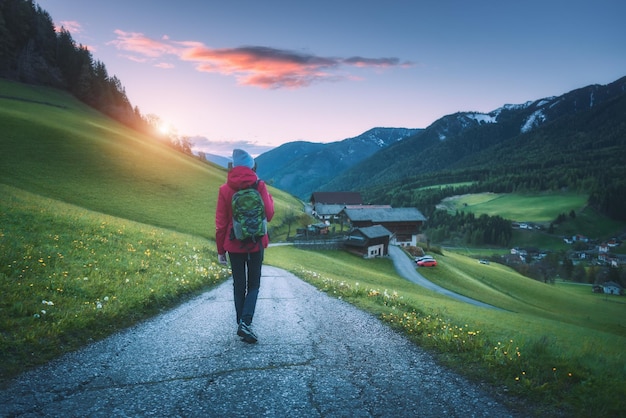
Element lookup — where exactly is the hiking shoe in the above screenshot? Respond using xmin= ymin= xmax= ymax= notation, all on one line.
xmin=237 ymin=320 xmax=258 ymax=344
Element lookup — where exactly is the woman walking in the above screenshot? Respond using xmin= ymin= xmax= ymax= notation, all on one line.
xmin=215 ymin=149 xmax=274 ymax=343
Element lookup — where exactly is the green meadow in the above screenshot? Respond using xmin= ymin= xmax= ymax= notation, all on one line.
xmin=0 ymin=184 xmax=231 ymax=378
xmin=439 ymin=192 xmax=588 ymax=223
xmin=438 ymin=191 xmax=625 ymax=250
xmin=2 ymin=80 xmax=626 ymax=416
xmin=267 ymin=247 xmax=626 ymax=417
xmin=0 ymin=79 xmax=302 ymax=240
xmin=0 ymin=79 xmax=301 ymax=379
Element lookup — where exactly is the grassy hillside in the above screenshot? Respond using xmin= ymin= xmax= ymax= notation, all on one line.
xmin=1 ymin=80 xmax=219 ymax=237
xmin=0 ymin=79 xmax=301 ymax=239
xmin=268 ymin=246 xmax=626 ymax=361
xmin=2 ymin=80 xmax=625 ymax=416
xmin=436 ymin=191 xmax=626 ymax=250
xmin=0 ymin=79 xmax=303 ymax=381
xmin=0 ymin=184 xmax=231 ymax=380
xmin=438 ymin=192 xmax=588 ymax=223
xmin=266 ymin=246 xmax=626 ymax=417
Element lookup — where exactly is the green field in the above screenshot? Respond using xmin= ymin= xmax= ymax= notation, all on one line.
xmin=2 ymin=79 xmax=626 ymax=416
xmin=266 ymin=246 xmax=626 ymax=417
xmin=438 ymin=191 xmax=625 ymax=249
xmin=0 ymin=79 xmax=302 ymax=379
xmin=0 ymin=79 xmax=302 ymax=241
xmin=439 ymin=192 xmax=588 ymax=223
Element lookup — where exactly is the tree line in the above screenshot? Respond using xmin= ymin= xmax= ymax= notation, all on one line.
xmin=0 ymin=0 xmax=192 ymax=155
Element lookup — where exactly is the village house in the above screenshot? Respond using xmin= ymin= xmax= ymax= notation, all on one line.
xmin=607 ymin=239 xmax=620 ymax=247
xmin=596 ymin=252 xmax=622 ymax=267
xmin=510 ymin=247 xmax=547 ymax=263
xmin=344 ymin=225 xmax=392 ymax=258
xmin=564 ymin=234 xmax=590 ymax=245
xmin=310 ymin=192 xmax=363 ymax=222
xmin=340 ymin=206 xmax=426 ymax=247
xmin=310 ymin=204 xmax=347 ymax=222
xmin=510 ymin=247 xmax=527 ymax=262
xmin=573 ymin=234 xmax=589 ymax=243
xmin=600 ymin=281 xmax=623 ymax=295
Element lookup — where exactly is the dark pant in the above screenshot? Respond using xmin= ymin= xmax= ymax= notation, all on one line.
xmin=228 ymin=249 xmax=263 ymax=326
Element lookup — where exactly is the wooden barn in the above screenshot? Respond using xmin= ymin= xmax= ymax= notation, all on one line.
xmin=344 ymin=225 xmax=392 ymax=258
xmin=340 ymin=206 xmax=426 ymax=247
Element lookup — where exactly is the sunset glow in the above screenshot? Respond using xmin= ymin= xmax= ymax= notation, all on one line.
xmin=157 ymin=121 xmax=172 ymax=136
xmin=36 ymin=0 xmax=626 ymax=157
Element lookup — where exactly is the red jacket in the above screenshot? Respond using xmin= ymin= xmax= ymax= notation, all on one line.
xmin=216 ymin=166 xmax=274 ymax=254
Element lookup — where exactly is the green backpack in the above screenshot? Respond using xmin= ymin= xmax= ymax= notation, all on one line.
xmin=231 ymin=181 xmax=267 ymax=244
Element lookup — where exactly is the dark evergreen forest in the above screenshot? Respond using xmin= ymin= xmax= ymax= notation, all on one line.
xmin=1 ymin=1 xmax=137 ymax=124
xmin=0 ymin=0 xmax=191 ymax=153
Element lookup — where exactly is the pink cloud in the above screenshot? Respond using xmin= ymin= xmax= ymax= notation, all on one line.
xmin=182 ymin=45 xmax=345 ymax=88
xmin=108 ymin=30 xmax=180 ymax=58
xmin=56 ymin=20 xmax=82 ymax=34
xmin=123 ymin=55 xmax=148 ymax=63
xmin=52 ymin=20 xmax=95 ymax=51
xmin=109 ymin=31 xmax=413 ymax=89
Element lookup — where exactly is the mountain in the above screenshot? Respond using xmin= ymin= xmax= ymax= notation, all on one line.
xmin=321 ymin=76 xmax=626 ymax=196
xmin=255 ymin=127 xmax=421 ymax=199
xmin=196 ymin=152 xmax=231 ymax=168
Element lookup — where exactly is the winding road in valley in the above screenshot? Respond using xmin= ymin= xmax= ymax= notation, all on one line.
xmin=387 ymin=245 xmax=502 ymax=310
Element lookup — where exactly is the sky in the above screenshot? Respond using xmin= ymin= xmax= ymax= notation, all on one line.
xmin=36 ymin=0 xmax=626 ymax=157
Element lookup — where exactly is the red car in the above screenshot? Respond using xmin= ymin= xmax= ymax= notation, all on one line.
xmin=417 ymin=259 xmax=437 ymax=267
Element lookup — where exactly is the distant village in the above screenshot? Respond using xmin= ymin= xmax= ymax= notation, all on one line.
xmin=300 ymin=192 xmax=624 ymax=296
xmin=298 ymin=192 xmax=425 ymax=257
xmin=508 ymin=227 xmax=623 ymax=266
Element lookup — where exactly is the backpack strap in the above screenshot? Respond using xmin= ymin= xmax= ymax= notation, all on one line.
xmin=235 ymin=179 xmax=259 ymax=192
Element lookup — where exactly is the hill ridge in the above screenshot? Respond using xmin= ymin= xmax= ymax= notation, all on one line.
xmin=256 ymin=127 xmax=421 ymax=199
xmin=0 ymin=79 xmax=300 ymax=240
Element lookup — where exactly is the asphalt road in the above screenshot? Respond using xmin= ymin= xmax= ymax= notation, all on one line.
xmin=387 ymin=246 xmax=502 ymax=310
xmin=0 ymin=265 xmax=516 ymax=417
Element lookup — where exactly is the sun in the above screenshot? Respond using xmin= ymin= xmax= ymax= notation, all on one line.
xmin=157 ymin=122 xmax=171 ymax=136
